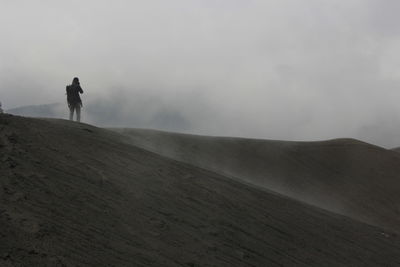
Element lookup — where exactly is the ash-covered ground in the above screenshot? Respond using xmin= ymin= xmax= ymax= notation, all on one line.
xmin=1 ymin=114 xmax=400 ymax=266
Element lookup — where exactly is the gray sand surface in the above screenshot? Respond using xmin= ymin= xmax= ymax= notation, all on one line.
xmin=1 ymin=114 xmax=400 ymax=266
xmin=114 ymin=128 xmax=400 ymax=233
xmin=392 ymin=147 xmax=400 ymax=153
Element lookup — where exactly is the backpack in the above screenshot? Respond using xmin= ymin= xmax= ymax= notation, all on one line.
xmin=66 ymin=85 xmax=74 ymax=104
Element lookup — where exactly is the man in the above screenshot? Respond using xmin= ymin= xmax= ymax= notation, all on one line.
xmin=66 ymin=77 xmax=84 ymax=122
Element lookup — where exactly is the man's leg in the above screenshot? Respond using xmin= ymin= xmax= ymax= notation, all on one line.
xmin=76 ymin=105 xmax=81 ymax=122
xmin=69 ymin=105 xmax=74 ymax=121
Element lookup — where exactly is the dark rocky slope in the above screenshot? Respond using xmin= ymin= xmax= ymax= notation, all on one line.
xmin=1 ymin=115 xmax=400 ymax=266
xmin=114 ymin=128 xmax=400 ymax=233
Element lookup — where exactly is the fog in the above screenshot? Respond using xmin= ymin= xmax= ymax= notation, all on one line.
xmin=2 ymin=0 xmax=400 ymax=147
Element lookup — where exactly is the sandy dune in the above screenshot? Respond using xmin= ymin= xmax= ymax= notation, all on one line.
xmin=2 ymin=114 xmax=400 ymax=266
xmin=113 ymin=128 xmax=400 ymax=233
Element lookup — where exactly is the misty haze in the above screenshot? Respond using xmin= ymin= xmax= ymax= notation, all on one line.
xmin=2 ymin=1 xmax=400 ymax=266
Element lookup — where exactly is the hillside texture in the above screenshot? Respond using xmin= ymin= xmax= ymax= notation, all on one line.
xmin=115 ymin=128 xmax=400 ymax=233
xmin=1 ymin=115 xmax=400 ymax=266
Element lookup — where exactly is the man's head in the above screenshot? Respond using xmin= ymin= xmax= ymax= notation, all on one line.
xmin=72 ymin=77 xmax=80 ymax=85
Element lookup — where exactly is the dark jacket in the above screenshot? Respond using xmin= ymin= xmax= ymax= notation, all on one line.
xmin=66 ymin=84 xmax=83 ymax=106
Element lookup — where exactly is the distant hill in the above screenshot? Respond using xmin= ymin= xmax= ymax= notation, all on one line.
xmin=6 ymin=103 xmax=65 ymax=118
xmin=2 ymin=114 xmax=400 ymax=266
xmin=6 ymin=102 xmax=190 ymax=131
xmin=114 ymin=128 xmax=400 ymax=233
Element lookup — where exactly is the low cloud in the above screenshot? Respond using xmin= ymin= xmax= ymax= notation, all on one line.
xmin=2 ymin=0 xmax=400 ymax=147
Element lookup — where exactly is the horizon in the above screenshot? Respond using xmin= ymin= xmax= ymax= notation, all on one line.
xmin=5 ymin=101 xmax=400 ymax=149
xmin=2 ymin=1 xmax=400 ymax=147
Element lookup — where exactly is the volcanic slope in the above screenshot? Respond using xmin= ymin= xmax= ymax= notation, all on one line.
xmin=113 ymin=128 xmax=400 ymax=233
xmin=2 ymin=115 xmax=400 ymax=266
xmin=392 ymin=147 xmax=400 ymax=153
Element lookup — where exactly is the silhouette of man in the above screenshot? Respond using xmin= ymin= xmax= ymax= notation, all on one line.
xmin=66 ymin=77 xmax=84 ymax=122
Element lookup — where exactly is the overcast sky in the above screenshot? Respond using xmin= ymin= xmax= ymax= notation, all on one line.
xmin=1 ymin=0 xmax=400 ymax=147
